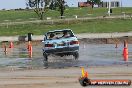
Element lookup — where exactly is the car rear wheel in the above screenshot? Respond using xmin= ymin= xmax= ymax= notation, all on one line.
xmin=73 ymin=52 xmax=79 ymax=60
xmin=43 ymin=52 xmax=48 ymax=62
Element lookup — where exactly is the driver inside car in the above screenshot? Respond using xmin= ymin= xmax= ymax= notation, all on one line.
xmin=62 ymin=30 xmax=69 ymax=38
xmin=49 ymin=33 xmax=55 ymax=39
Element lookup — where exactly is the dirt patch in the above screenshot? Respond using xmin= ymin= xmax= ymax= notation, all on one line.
xmin=79 ymin=36 xmax=132 ymax=44
xmin=0 ymin=66 xmax=132 ymax=88
xmin=1 ymin=37 xmax=132 ymax=48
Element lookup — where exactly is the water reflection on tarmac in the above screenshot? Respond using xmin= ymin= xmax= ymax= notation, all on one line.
xmin=0 ymin=44 xmax=132 ymax=69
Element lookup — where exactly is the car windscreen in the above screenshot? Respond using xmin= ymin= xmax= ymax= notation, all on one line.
xmin=46 ymin=30 xmax=74 ymax=40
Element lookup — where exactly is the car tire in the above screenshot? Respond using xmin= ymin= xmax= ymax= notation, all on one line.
xmin=73 ymin=52 xmax=79 ymax=60
xmin=43 ymin=52 xmax=48 ymax=62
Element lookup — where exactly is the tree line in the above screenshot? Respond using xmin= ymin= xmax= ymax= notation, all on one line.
xmin=26 ymin=0 xmax=101 ymax=20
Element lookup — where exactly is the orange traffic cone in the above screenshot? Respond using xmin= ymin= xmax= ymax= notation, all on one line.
xmin=9 ymin=41 xmax=14 ymax=48
xmin=29 ymin=45 xmax=33 ymax=58
xmin=123 ymin=40 xmax=128 ymax=61
xmin=84 ymin=72 xmax=88 ymax=78
xmin=123 ymin=48 xmax=128 ymax=61
xmin=27 ymin=41 xmax=33 ymax=58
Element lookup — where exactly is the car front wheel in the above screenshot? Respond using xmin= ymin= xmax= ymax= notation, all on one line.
xmin=73 ymin=52 xmax=79 ymax=60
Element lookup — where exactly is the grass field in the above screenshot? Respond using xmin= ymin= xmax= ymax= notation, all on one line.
xmin=0 ymin=7 xmax=132 ymax=22
xmin=0 ymin=7 xmax=132 ymax=36
xmin=0 ymin=19 xmax=132 ymax=36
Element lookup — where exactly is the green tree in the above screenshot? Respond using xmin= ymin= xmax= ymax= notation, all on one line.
xmin=93 ymin=0 xmax=101 ymax=4
xmin=49 ymin=0 xmax=57 ymax=10
xmin=26 ymin=0 xmax=51 ymax=20
xmin=58 ymin=0 xmax=65 ymax=19
xmin=49 ymin=0 xmax=65 ymax=19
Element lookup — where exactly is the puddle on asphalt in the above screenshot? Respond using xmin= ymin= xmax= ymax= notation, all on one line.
xmin=0 ymin=44 xmax=132 ymax=69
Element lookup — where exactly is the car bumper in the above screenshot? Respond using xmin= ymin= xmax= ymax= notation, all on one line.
xmin=43 ymin=46 xmax=79 ymax=54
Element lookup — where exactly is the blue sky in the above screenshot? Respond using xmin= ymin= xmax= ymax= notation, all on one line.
xmin=0 ymin=0 xmax=26 ymax=9
xmin=0 ymin=0 xmax=132 ymax=10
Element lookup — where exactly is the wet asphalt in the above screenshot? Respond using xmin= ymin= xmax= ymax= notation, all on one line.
xmin=0 ymin=43 xmax=132 ymax=69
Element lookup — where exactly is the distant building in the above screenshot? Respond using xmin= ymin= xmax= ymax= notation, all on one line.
xmin=76 ymin=0 xmax=132 ymax=8
xmin=78 ymin=0 xmax=120 ymax=8
xmin=101 ymin=0 xmax=120 ymax=8
xmin=101 ymin=0 xmax=132 ymax=7
xmin=101 ymin=0 xmax=121 ymax=8
xmin=78 ymin=2 xmax=92 ymax=7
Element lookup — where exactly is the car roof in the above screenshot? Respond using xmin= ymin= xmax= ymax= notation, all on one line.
xmin=46 ymin=29 xmax=72 ymax=33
